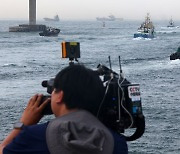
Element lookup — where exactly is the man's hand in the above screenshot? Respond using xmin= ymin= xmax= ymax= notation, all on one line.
xmin=20 ymin=94 xmax=50 ymax=126
xmin=0 ymin=94 xmax=50 ymax=153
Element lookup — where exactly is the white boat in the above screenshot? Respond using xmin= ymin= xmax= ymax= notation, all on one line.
xmin=167 ymin=17 xmax=179 ymax=28
xmin=134 ymin=13 xmax=155 ymax=38
xmin=43 ymin=15 xmax=60 ymax=22
xmin=96 ymin=15 xmax=123 ymax=21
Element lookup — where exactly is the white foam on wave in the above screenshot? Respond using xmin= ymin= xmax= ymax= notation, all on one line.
xmin=133 ymin=37 xmax=153 ymax=41
xmin=3 ymin=63 xmax=17 ymax=67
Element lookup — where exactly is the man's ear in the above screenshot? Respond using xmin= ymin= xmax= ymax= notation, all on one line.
xmin=57 ymin=90 xmax=64 ymax=104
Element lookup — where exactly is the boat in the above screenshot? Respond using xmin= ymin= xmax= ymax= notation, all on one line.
xmin=43 ymin=15 xmax=60 ymax=22
xmin=167 ymin=18 xmax=175 ymax=27
xmin=39 ymin=27 xmax=60 ymax=36
xmin=134 ymin=13 xmax=155 ymax=38
xmin=167 ymin=17 xmax=179 ymax=28
xmin=170 ymin=47 xmax=180 ymax=60
xmin=96 ymin=15 xmax=123 ymax=21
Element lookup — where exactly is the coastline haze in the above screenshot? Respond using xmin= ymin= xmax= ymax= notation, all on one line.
xmin=0 ymin=0 xmax=180 ymax=21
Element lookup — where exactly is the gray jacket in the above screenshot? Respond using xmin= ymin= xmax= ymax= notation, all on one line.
xmin=46 ymin=110 xmax=114 ymax=154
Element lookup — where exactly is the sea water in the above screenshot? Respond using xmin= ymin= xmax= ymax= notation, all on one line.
xmin=0 ymin=20 xmax=180 ymax=153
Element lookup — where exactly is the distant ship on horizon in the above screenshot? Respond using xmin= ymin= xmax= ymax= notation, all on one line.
xmin=96 ymin=15 xmax=123 ymax=21
xmin=167 ymin=17 xmax=179 ymax=28
xmin=43 ymin=15 xmax=60 ymax=22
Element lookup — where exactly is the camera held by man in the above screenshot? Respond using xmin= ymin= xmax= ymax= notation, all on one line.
xmin=41 ymin=42 xmax=145 ymax=141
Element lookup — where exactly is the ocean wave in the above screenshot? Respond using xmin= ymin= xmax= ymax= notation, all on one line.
xmin=2 ymin=63 xmax=27 ymax=68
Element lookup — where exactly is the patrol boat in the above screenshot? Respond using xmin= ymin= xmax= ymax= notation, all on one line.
xmin=39 ymin=27 xmax=60 ymax=36
xmin=134 ymin=13 xmax=155 ymax=38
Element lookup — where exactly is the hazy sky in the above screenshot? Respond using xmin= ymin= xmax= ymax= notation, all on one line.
xmin=0 ymin=0 xmax=180 ymax=20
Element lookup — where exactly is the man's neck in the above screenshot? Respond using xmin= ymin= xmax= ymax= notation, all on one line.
xmin=56 ymin=104 xmax=78 ymax=117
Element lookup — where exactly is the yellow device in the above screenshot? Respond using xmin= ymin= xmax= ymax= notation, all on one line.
xmin=61 ymin=42 xmax=80 ymax=59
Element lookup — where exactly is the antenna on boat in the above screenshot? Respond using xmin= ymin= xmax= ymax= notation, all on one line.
xmin=119 ymin=56 xmax=122 ymax=74
xmin=118 ymin=56 xmax=124 ymax=79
